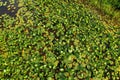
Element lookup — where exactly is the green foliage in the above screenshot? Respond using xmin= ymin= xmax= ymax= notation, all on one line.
xmin=111 ymin=0 xmax=120 ymax=9
xmin=0 ymin=0 xmax=120 ymax=79
xmin=85 ymin=0 xmax=120 ymax=21
xmin=88 ymin=0 xmax=120 ymax=9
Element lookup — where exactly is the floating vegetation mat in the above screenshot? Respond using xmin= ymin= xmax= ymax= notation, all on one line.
xmin=0 ymin=0 xmax=120 ymax=79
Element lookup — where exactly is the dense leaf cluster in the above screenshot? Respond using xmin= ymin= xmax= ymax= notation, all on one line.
xmin=0 ymin=0 xmax=120 ymax=79
xmin=111 ymin=0 xmax=120 ymax=10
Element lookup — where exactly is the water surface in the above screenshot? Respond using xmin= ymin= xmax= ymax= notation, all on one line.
xmin=0 ymin=0 xmax=19 ymax=17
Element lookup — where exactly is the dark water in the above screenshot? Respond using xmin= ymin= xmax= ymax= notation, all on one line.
xmin=0 ymin=0 xmax=19 ymax=17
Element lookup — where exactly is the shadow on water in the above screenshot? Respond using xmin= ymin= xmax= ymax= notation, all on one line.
xmin=0 ymin=0 xmax=19 ymax=17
